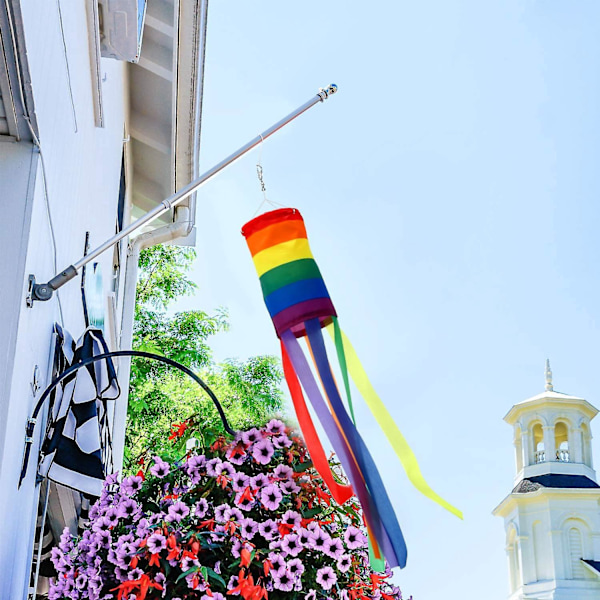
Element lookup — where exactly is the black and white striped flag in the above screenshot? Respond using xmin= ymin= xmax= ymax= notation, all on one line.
xmin=38 ymin=325 xmax=120 ymax=497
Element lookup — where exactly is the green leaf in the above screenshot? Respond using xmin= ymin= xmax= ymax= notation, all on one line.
xmin=206 ymin=567 xmax=226 ymax=588
xmin=302 ymin=506 xmax=324 ymax=519
xmin=293 ymin=460 xmax=314 ymax=473
xmin=177 ymin=566 xmax=200 ymax=583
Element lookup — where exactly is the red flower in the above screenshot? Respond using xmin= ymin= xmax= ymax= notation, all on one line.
xmin=240 ymin=547 xmax=252 ymax=568
xmin=166 ymin=534 xmax=180 ymax=561
xmin=277 ymin=523 xmax=294 ymax=537
xmin=169 ymin=420 xmax=189 ymax=440
xmin=148 ymin=552 xmax=160 ymax=568
xmin=198 ymin=518 xmax=215 ymax=531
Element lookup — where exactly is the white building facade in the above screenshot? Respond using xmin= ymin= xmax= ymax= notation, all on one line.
xmin=494 ymin=363 xmax=600 ymax=599
xmin=0 ymin=0 xmax=206 ymax=597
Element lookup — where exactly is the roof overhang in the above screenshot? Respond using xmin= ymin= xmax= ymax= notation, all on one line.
xmin=582 ymin=560 xmax=600 ymax=578
xmin=0 ymin=0 xmax=37 ymax=141
xmin=127 ymin=0 xmax=207 ymax=231
xmin=504 ymin=390 xmax=599 ymax=425
xmin=493 ymin=486 xmax=600 ymax=517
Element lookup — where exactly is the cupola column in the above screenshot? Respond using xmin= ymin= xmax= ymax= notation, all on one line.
xmin=543 ymin=425 xmax=556 ymax=462
xmin=572 ymin=426 xmax=583 ymax=463
xmin=521 ymin=429 xmax=532 ymax=468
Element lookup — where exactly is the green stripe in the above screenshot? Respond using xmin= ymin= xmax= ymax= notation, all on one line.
xmin=332 ymin=316 xmax=356 ymax=424
xmin=259 ymin=258 xmax=323 ymax=298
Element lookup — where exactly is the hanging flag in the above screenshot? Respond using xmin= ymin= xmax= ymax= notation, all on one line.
xmin=38 ymin=326 xmax=119 ymax=497
xmin=242 ymin=207 xmax=462 ymax=570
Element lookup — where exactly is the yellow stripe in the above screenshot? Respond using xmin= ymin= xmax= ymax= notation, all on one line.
xmin=326 ymin=324 xmax=464 ymax=520
xmin=252 ymin=238 xmax=313 ymax=277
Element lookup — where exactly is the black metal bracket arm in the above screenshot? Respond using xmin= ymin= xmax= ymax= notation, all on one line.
xmin=18 ymin=349 xmax=236 ymax=488
xmin=26 ymin=266 xmax=78 ymax=306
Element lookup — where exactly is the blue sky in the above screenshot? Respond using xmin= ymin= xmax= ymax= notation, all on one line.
xmin=173 ymin=2 xmax=600 ymax=598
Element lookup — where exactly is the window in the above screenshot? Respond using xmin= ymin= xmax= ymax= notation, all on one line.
xmin=532 ymin=423 xmax=545 ymax=463
xmin=555 ymin=422 xmax=569 ymax=462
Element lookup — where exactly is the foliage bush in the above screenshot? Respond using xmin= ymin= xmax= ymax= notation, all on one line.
xmin=125 ymin=246 xmax=284 ymax=469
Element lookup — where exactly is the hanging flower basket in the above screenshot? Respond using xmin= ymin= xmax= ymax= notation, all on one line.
xmin=49 ymin=420 xmax=405 ymax=600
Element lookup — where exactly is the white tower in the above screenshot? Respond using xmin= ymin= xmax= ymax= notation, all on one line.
xmin=494 ymin=362 xmax=600 ymax=599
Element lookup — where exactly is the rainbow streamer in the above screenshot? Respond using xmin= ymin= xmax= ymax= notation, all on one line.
xmin=242 ymin=208 xmax=462 ymax=570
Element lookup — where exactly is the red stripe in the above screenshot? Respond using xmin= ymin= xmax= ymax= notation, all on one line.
xmin=241 ymin=208 xmax=304 ymax=239
xmin=281 ymin=341 xmax=354 ymax=506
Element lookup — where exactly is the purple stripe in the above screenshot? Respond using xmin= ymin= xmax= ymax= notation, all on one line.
xmin=306 ymin=319 xmax=405 ymax=568
xmin=272 ymin=298 xmax=336 ymax=337
xmin=281 ymin=330 xmax=396 ymax=565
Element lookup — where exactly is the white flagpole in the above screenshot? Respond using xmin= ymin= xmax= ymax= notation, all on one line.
xmin=27 ymin=84 xmax=338 ymax=304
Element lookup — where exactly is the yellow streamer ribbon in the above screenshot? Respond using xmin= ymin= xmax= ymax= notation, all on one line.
xmin=326 ymin=323 xmax=463 ymax=520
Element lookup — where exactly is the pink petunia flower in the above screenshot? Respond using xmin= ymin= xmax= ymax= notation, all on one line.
xmin=240 ymin=518 xmax=259 ymax=539
xmin=258 ymin=519 xmax=278 ymax=541
xmin=324 ymin=537 xmax=344 ymax=559
xmin=273 ymin=464 xmax=294 ymax=480
xmin=193 ymin=498 xmax=208 ymax=518
xmin=287 ymin=557 xmax=305 ymax=579
xmin=281 ymin=533 xmax=302 ymax=557
xmin=316 ymin=566 xmax=337 ymax=590
xmin=166 ymin=501 xmax=190 ymax=523
xmin=121 ymin=475 xmax=143 ymax=496
xmin=280 ymin=479 xmax=301 ymax=494
xmin=252 ymin=439 xmax=275 ymax=465
xmin=272 ymin=569 xmax=294 ymax=592
xmin=297 ymin=527 xmax=311 ymax=547
xmin=309 ymin=527 xmax=330 ymax=552
xmin=206 ymin=458 xmax=222 ymax=477
xmin=250 ymin=473 xmax=269 ymax=490
xmin=281 ymin=510 xmax=302 ymax=527
xmin=265 ymin=419 xmax=286 ymax=435
xmin=272 ymin=434 xmax=293 ymax=449
xmin=215 ymin=461 xmax=235 ymax=478
xmin=337 ymin=554 xmax=352 ymax=573
xmin=214 ymin=503 xmax=229 ymax=522
xmin=242 ymin=428 xmax=262 ymax=445
xmin=231 ymin=472 xmax=250 ymax=492
xmin=150 ymin=457 xmax=170 ymax=478
xmin=147 ymin=533 xmax=166 ymax=554
xmin=268 ymin=552 xmax=287 ymax=575
xmin=344 ymin=525 xmax=367 ymax=549
xmin=260 ymin=484 xmax=283 ymax=510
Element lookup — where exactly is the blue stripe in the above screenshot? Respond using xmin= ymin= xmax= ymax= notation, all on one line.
xmin=264 ymin=278 xmax=330 ymax=317
xmin=305 ymin=318 xmax=408 ymax=568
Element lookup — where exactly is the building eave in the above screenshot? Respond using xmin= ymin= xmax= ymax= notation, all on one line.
xmin=127 ymin=0 xmax=206 ymax=233
xmin=504 ymin=391 xmax=598 ymax=425
xmin=0 ymin=1 xmax=38 ymax=142
xmin=493 ymin=486 xmax=600 ymax=518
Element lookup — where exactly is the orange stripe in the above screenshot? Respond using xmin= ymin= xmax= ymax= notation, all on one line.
xmin=246 ymin=219 xmax=307 ymax=256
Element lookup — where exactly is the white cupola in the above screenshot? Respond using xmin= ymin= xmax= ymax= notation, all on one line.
xmin=505 ymin=360 xmax=597 ymax=484
xmin=494 ymin=362 xmax=600 ymax=600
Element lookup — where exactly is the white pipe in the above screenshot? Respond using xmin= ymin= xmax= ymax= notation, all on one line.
xmin=111 ymin=206 xmax=193 ymax=471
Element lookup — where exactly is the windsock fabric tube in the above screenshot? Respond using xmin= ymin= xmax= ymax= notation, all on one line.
xmin=241 ymin=207 xmax=462 ymax=569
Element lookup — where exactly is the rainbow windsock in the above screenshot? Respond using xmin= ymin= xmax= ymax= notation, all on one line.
xmin=242 ymin=208 xmax=462 ymax=570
